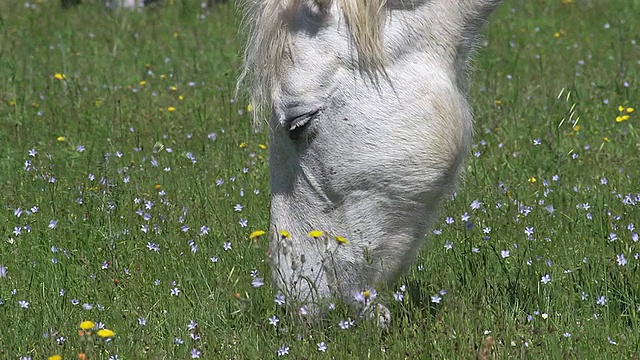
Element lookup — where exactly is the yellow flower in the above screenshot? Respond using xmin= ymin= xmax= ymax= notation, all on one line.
xmin=618 ymin=105 xmax=625 ymax=112
xmin=96 ymin=329 xmax=115 ymax=338
xmin=173 ymin=32 xmax=180 ymax=39
xmin=170 ymin=85 xmax=178 ymax=91
xmin=79 ymin=320 xmax=95 ymax=330
xmin=160 ymin=74 xmax=167 ymax=79
xmin=57 ymin=136 xmax=66 ymax=142
xmin=258 ymin=144 xmax=267 ymax=150
xmin=604 ymin=137 xmax=610 ymax=142
xmin=279 ymin=230 xmax=291 ymax=239
xmin=553 ymin=29 xmax=566 ymax=38
xmin=249 ymin=230 xmax=266 ymax=239
xmin=627 ymin=107 xmax=634 ymax=113
xmin=54 ymin=73 xmax=66 ymax=80
xmin=616 ymin=115 xmax=630 ymax=123
xmin=139 ymin=80 xmax=147 ymax=86
xmin=308 ymin=230 xmax=324 ymax=238
xmin=167 ymin=107 xmax=176 ymax=112
xmin=335 ymin=236 xmax=349 ymax=245
xmin=573 ymin=125 xmax=580 ymax=132
xmin=9 ymin=99 xmax=15 ymax=106
xmin=178 ymin=95 xmax=184 ymax=101
xmin=145 ymin=63 xmax=152 ymax=69
xmin=94 ymin=99 xmax=103 ymax=107
xmin=247 ymin=104 xmax=253 ymax=112
xmin=363 ymin=290 xmax=371 ymax=299
xmin=528 ymin=177 xmax=537 ymax=183
xmin=48 ymin=355 xmax=62 ymax=360
xmin=494 ymin=99 xmax=502 ymax=106
xmin=239 ymin=142 xmax=247 ymax=148
xmin=154 ymin=184 xmax=162 ymax=190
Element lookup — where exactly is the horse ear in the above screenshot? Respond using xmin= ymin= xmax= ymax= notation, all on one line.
xmin=303 ymin=0 xmax=333 ymax=18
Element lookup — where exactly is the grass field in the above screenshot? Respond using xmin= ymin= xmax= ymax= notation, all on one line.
xmin=0 ymin=0 xmax=639 ymax=358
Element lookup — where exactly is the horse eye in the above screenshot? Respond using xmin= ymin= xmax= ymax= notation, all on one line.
xmin=287 ymin=109 xmax=320 ymax=140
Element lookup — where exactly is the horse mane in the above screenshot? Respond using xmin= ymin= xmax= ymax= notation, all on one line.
xmin=237 ymin=0 xmax=387 ymax=123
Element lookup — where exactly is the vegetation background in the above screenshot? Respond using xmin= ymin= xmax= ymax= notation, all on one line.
xmin=0 ymin=0 xmax=638 ymax=358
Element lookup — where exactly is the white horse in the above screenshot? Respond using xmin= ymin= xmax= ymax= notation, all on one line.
xmin=239 ymin=0 xmax=500 ymax=324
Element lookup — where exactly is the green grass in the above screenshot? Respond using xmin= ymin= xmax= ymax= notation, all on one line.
xmin=0 ymin=0 xmax=639 ymax=358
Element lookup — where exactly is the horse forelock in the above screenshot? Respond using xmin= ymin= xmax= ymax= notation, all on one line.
xmin=238 ymin=0 xmax=388 ymax=124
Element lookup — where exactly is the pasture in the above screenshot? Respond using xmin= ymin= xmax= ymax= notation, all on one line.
xmin=0 ymin=0 xmax=639 ymax=358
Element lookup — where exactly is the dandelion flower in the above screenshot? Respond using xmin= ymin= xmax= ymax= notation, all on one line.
xmin=57 ymin=136 xmax=66 ymax=142
xmin=308 ymin=230 xmax=324 ymax=238
xmin=335 ymin=235 xmax=349 ymax=245
xmin=48 ymin=355 xmax=62 ymax=360
xmin=96 ymin=329 xmax=115 ymax=338
xmin=167 ymin=107 xmax=176 ymax=112
xmin=279 ymin=230 xmax=291 ymax=239
xmin=249 ymin=230 xmax=266 ymax=239
xmin=79 ymin=321 xmax=95 ymax=330
xmin=54 ymin=73 xmax=66 ymax=80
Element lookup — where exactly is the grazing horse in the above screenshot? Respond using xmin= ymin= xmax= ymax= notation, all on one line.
xmin=239 ymin=0 xmax=500 ymax=324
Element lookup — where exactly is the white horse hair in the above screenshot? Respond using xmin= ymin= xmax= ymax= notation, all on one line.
xmin=239 ymin=0 xmax=500 ymax=324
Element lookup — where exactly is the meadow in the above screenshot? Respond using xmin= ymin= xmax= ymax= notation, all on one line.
xmin=0 ymin=0 xmax=639 ymax=358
